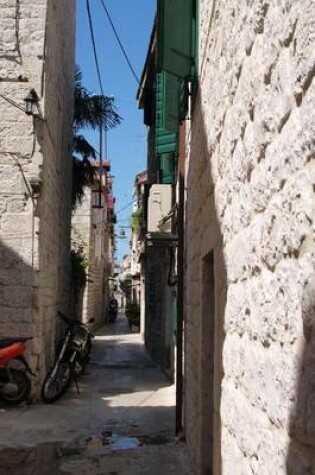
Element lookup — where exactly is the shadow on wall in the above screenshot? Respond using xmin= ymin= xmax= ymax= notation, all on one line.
xmin=287 ymin=275 xmax=315 ymax=473
xmin=184 ymin=89 xmax=226 ymax=474
xmin=0 ymin=238 xmax=36 ymax=368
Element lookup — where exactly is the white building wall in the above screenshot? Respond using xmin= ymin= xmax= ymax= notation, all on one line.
xmin=185 ymin=1 xmax=315 ymax=473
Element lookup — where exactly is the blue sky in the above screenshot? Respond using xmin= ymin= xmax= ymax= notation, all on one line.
xmin=76 ymin=0 xmax=156 ymax=260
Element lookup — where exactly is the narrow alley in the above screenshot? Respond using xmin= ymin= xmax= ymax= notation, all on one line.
xmin=0 ymin=314 xmax=191 ymax=474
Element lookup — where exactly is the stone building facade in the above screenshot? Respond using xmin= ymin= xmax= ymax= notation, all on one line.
xmin=138 ymin=28 xmax=177 ymax=380
xmin=71 ymin=167 xmax=115 ymax=327
xmin=0 ymin=0 xmax=75 ymax=395
xmin=184 ymin=1 xmax=315 ymax=473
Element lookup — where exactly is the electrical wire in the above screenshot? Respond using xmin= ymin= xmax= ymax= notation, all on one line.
xmin=99 ymin=0 xmax=141 ymax=86
xmin=89 ymin=199 xmax=134 ymax=228
xmin=86 ymin=0 xmax=105 ymax=96
xmin=0 ymin=93 xmax=25 ymax=113
xmin=116 ymin=199 xmax=134 ymax=215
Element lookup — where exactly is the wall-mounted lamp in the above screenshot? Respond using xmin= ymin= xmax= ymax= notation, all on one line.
xmin=29 ymin=176 xmax=42 ymax=198
xmin=24 ymin=89 xmax=39 ymax=116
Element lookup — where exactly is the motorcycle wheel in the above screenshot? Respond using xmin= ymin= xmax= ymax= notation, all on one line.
xmin=41 ymin=361 xmax=71 ymax=403
xmin=0 ymin=369 xmax=31 ymax=405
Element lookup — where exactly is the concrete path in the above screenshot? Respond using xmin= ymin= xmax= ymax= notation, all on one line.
xmin=0 ymin=313 xmax=191 ymax=474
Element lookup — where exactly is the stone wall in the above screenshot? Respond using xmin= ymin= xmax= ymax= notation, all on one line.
xmin=0 ymin=0 xmax=75 ymax=395
xmin=185 ymin=1 xmax=315 ymax=473
xmin=71 ymin=187 xmax=108 ymax=327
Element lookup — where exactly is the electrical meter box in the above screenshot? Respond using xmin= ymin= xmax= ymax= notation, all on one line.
xmin=148 ymin=184 xmax=172 ymax=234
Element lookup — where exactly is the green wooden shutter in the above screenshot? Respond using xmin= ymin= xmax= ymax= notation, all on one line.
xmin=160 ymin=153 xmax=176 ymax=184
xmin=157 ymin=0 xmax=194 ymax=77
xmin=156 ymin=71 xmax=180 ymax=134
xmin=156 ymin=72 xmax=178 ymax=155
xmin=156 ymin=131 xmax=178 ymax=155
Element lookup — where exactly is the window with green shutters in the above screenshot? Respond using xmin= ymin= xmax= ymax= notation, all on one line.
xmin=155 ymin=0 xmax=198 ymax=184
xmin=157 ymin=0 xmax=195 ymax=78
xmin=155 ymin=72 xmax=177 ymax=184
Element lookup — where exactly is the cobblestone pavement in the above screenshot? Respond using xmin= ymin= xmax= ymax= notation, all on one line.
xmin=0 ymin=313 xmax=191 ymax=474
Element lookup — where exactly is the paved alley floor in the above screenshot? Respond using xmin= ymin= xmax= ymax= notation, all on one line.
xmin=0 ymin=313 xmax=191 ymax=474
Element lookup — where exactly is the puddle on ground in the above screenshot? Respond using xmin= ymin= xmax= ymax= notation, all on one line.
xmin=0 ymin=432 xmax=176 ymax=473
xmin=78 ymin=431 xmax=173 ymax=456
xmin=83 ymin=432 xmax=140 ymax=455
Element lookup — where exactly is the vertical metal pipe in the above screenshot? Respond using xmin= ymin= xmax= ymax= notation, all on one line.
xmin=176 ymin=123 xmax=186 ymax=435
xmin=99 ymin=121 xmax=103 ymax=208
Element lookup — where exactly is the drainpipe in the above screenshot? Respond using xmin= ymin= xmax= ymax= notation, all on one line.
xmin=176 ymin=124 xmax=186 ymax=435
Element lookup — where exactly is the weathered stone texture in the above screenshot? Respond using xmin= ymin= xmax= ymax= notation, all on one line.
xmin=185 ymin=0 xmax=315 ymax=473
xmin=71 ymin=188 xmax=108 ymax=327
xmin=0 ymin=0 xmax=75 ymax=395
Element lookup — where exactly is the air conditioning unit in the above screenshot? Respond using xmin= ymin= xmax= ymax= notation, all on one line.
xmin=148 ymin=184 xmax=172 ymax=234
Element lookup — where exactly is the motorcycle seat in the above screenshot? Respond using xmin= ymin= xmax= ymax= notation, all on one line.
xmin=0 ymin=337 xmax=32 ymax=349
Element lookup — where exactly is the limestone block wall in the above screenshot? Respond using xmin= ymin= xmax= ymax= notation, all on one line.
xmin=0 ymin=0 xmax=75 ymax=394
xmin=72 ymin=188 xmax=108 ymax=327
xmin=185 ymin=1 xmax=315 ymax=473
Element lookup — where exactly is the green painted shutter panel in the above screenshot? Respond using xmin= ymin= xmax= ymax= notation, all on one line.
xmin=156 ymin=71 xmax=179 ymax=133
xmin=156 ymin=72 xmax=178 ymax=155
xmin=164 ymin=71 xmax=180 ymax=133
xmin=156 ymin=72 xmax=165 ymax=131
xmin=156 ymin=130 xmax=178 ymax=155
xmin=157 ymin=0 xmax=193 ymax=78
xmin=160 ymin=152 xmax=176 ymax=184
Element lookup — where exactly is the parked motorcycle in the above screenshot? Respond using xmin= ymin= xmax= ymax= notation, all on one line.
xmin=41 ymin=311 xmax=93 ymax=403
xmin=0 ymin=337 xmax=33 ymax=404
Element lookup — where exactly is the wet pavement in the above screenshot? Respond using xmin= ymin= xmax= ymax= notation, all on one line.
xmin=0 ymin=313 xmax=191 ymax=474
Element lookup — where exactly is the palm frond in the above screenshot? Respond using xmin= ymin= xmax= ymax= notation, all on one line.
xmin=72 ymin=66 xmax=121 ymax=208
xmin=74 ymin=94 xmax=121 ymax=131
xmin=74 ymin=66 xmax=122 ymax=131
xmin=72 ymin=157 xmax=96 ymax=208
xmin=73 ymin=135 xmax=96 ymax=159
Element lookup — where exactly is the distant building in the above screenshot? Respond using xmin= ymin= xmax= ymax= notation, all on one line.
xmin=138 ymin=23 xmax=177 ymax=381
xmin=71 ymin=160 xmax=116 ymax=327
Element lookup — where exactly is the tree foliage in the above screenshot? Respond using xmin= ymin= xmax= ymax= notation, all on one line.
xmin=72 ymin=66 xmax=122 ymax=207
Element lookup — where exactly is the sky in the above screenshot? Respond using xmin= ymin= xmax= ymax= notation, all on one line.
xmin=76 ymin=0 xmax=156 ymax=260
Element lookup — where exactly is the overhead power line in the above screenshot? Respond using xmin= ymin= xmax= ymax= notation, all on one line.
xmin=86 ymin=0 xmax=105 ymax=95
xmin=116 ymin=199 xmax=134 ymax=215
xmin=99 ymin=0 xmax=141 ymax=86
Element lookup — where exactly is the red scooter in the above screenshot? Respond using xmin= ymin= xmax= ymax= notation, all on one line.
xmin=0 ymin=337 xmax=33 ymax=404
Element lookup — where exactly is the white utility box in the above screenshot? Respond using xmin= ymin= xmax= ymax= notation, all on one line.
xmin=148 ymin=184 xmax=172 ymax=234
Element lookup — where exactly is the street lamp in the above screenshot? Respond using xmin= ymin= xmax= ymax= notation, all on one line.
xmin=24 ymin=89 xmax=39 ymax=116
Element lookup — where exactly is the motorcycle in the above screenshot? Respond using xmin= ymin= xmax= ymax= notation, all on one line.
xmin=41 ymin=311 xmax=93 ymax=403
xmin=0 ymin=337 xmax=33 ymax=404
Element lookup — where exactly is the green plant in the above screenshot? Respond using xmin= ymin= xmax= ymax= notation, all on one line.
xmin=72 ymin=66 xmax=122 ymax=208
xmin=70 ymin=247 xmax=88 ymax=288
xmin=131 ymin=208 xmax=144 ymax=231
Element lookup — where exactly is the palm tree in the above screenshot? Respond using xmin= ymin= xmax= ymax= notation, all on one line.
xmin=72 ymin=67 xmax=121 ymax=207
